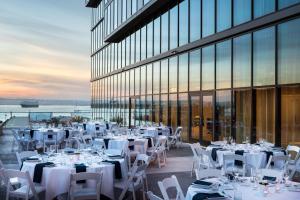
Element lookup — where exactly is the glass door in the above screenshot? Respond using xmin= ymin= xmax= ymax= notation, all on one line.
xmin=190 ymin=95 xmax=201 ymax=141
xmin=201 ymin=92 xmax=214 ymax=144
xmin=129 ymin=96 xmax=140 ymax=127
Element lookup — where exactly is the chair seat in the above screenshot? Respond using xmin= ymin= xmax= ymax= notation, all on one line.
xmin=71 ymin=188 xmax=98 ymax=199
xmin=13 ymin=185 xmax=45 ymax=197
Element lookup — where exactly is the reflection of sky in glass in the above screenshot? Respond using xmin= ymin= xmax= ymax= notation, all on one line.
xmin=278 ymin=0 xmax=300 ymax=9
xmin=254 ymin=0 xmax=275 ymax=18
xmin=154 ymin=18 xmax=161 ymax=56
xmin=170 ymin=5 xmax=178 ymax=49
xmin=179 ymin=0 xmax=188 ymax=46
xmin=189 ymin=50 xmax=201 ymax=91
xmin=216 ymin=40 xmax=231 ymax=89
xmin=147 ymin=21 xmax=153 ymax=58
xmin=278 ymin=18 xmax=300 ymax=84
xmin=161 ymin=12 xmax=169 ymax=53
xmin=140 ymin=66 xmax=146 ymax=95
xmin=190 ymin=0 xmax=201 ymax=42
xmin=169 ymin=57 xmax=178 ymax=93
xmin=217 ymin=0 xmax=231 ymax=32
xmin=161 ymin=59 xmax=168 ymax=93
xmin=253 ymin=27 xmax=275 ymax=86
xmin=234 ymin=0 xmax=251 ymax=26
xmin=202 ymin=45 xmax=215 ymax=90
xmin=153 ymin=62 xmax=160 ymax=94
xmin=202 ymin=0 xmax=215 ymax=37
xmin=179 ymin=53 xmax=189 ymax=92
xmin=147 ymin=64 xmax=153 ymax=95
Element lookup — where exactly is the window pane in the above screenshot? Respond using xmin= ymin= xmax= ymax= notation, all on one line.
xmin=179 ymin=0 xmax=188 ymax=46
xmin=161 ymin=12 xmax=169 ymax=53
xmin=234 ymin=89 xmax=251 ymax=143
xmin=217 ymin=0 xmax=232 ymax=32
xmin=126 ymin=36 xmax=130 ymax=66
xmin=135 ymin=67 xmax=140 ymax=95
xmin=278 ymin=18 xmax=300 ymax=84
xmin=202 ymin=0 xmax=215 ymax=37
xmin=216 ymin=40 xmax=231 ymax=89
xmin=161 ymin=94 xmax=168 ymax=126
xmin=234 ymin=0 xmax=251 ymax=26
xmin=189 ymin=49 xmax=201 ymax=91
xmin=153 ymin=61 xmax=160 ymax=94
xmin=141 ymin=66 xmax=146 ymax=95
xmin=202 ymin=45 xmax=215 ymax=90
xmin=147 ymin=21 xmax=153 ymax=58
xmin=179 ymin=53 xmax=188 ymax=92
xmin=154 ymin=17 xmax=161 ymax=56
xmin=130 ymin=69 xmax=134 ymax=96
xmin=179 ymin=93 xmax=188 ymax=141
xmin=130 ymin=34 xmax=135 ymax=64
xmin=253 ymin=27 xmax=275 ymax=86
xmin=161 ymin=59 xmax=168 ymax=93
xmin=136 ymin=29 xmax=141 ymax=62
xmin=190 ymin=0 xmax=201 ymax=42
xmin=153 ymin=95 xmax=160 ymax=123
xmin=170 ymin=94 xmax=177 ymax=132
xmin=169 ymin=56 xmax=178 ymax=93
xmin=216 ymin=90 xmax=231 ymax=141
xmin=255 ymin=88 xmax=275 ymax=144
xmin=146 ymin=95 xmax=152 ymax=124
xmin=147 ymin=64 xmax=152 ymax=94
xmin=279 ymin=0 xmax=300 ymax=9
xmin=170 ymin=5 xmax=178 ymax=49
xmin=254 ymin=0 xmax=275 ymax=18
xmin=233 ymin=34 xmax=251 ymax=88
xmin=141 ymin=26 xmax=147 ymax=60
xmin=281 ymin=86 xmax=300 ymax=147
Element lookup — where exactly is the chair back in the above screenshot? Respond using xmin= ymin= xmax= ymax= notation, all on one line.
xmin=147 ymin=191 xmax=163 ymax=200
xmin=175 ymin=127 xmax=182 ymax=137
xmin=290 ymin=158 xmax=300 ymax=179
xmin=16 ymin=150 xmax=38 ymax=169
xmin=82 ymin=135 xmax=93 ymax=145
xmin=286 ymin=145 xmax=300 ymax=161
xmin=223 ymin=154 xmax=246 ymax=176
xmin=266 ymin=155 xmax=290 ymax=170
xmin=133 ymin=139 xmax=147 ymax=154
xmin=158 ymin=175 xmax=185 ymax=200
xmin=69 ymin=172 xmax=103 ymax=200
xmin=3 ymin=169 xmax=38 ymax=200
xmin=195 ymin=169 xmax=222 ymax=180
xmin=198 ymin=148 xmax=215 ymax=169
xmin=108 ymin=139 xmax=129 ymax=155
xmin=132 ymin=154 xmax=150 ymax=167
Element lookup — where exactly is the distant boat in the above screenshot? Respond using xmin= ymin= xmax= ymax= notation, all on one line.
xmin=20 ymin=100 xmax=39 ymax=108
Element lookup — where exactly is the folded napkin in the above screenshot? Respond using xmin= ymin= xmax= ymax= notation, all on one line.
xmin=103 ymin=138 xmax=110 ymax=149
xmin=211 ymin=148 xmax=222 ymax=161
xmin=128 ymin=139 xmax=135 ymax=151
xmin=234 ymin=150 xmax=244 ymax=166
xmin=263 ymin=176 xmax=276 ymax=182
xmin=30 ymin=130 xmax=34 ymax=138
xmin=65 ymin=130 xmax=70 ymax=139
xmin=144 ymin=137 xmax=152 ymax=147
xmin=193 ymin=180 xmax=213 ymax=186
xmin=192 ymin=192 xmax=224 ymax=200
xmin=102 ymin=160 xmax=122 ymax=179
xmin=83 ymin=123 xmax=86 ymax=130
xmin=33 ymin=162 xmax=54 ymax=183
xmin=75 ymin=163 xmax=87 ymax=183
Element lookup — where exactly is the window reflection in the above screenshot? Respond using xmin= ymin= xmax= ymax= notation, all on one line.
xmin=153 ymin=61 xmax=160 ymax=94
xmin=279 ymin=0 xmax=300 ymax=9
xmin=154 ymin=18 xmax=161 ymax=56
xmin=153 ymin=95 xmax=160 ymax=123
xmin=161 ymin=59 xmax=168 ymax=93
xmin=147 ymin=64 xmax=152 ymax=95
xmin=179 ymin=0 xmax=188 ymax=46
xmin=216 ymin=90 xmax=232 ymax=141
xmin=147 ymin=21 xmax=153 ymax=58
xmin=179 ymin=53 xmax=188 ymax=92
xmin=234 ymin=0 xmax=251 ymax=26
xmin=170 ymin=5 xmax=178 ymax=49
xmin=169 ymin=57 xmax=178 ymax=93
xmin=202 ymin=0 xmax=215 ymax=37
xmin=217 ymin=0 xmax=231 ymax=32
xmin=161 ymin=12 xmax=169 ymax=53
xmin=190 ymin=0 xmax=201 ymax=42
xmin=161 ymin=94 xmax=168 ymax=126
xmin=253 ymin=27 xmax=275 ymax=86
xmin=189 ymin=50 xmax=201 ymax=91
xmin=281 ymin=86 xmax=300 ymax=147
xmin=234 ymin=90 xmax=251 ymax=143
xmin=216 ymin=40 xmax=231 ymax=89
xmin=179 ymin=93 xmax=188 ymax=140
xmin=255 ymin=88 xmax=275 ymax=143
xmin=202 ymin=45 xmax=215 ymax=90
xmin=254 ymin=0 xmax=275 ymax=18
xmin=278 ymin=18 xmax=300 ymax=84
xmin=233 ymin=34 xmax=251 ymax=88
xmin=169 ymin=94 xmax=177 ymax=133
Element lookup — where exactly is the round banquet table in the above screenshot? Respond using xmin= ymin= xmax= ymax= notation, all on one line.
xmin=207 ymin=145 xmax=285 ymax=169
xmin=185 ymin=178 xmax=300 ymax=200
xmin=21 ymin=153 xmax=127 ymax=200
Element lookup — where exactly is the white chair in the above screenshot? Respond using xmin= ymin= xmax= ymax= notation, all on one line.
xmin=43 ymin=131 xmax=58 ymax=153
xmin=290 ymin=158 xmax=300 ymax=180
xmin=157 ymin=175 xmax=185 ymax=200
xmin=68 ymin=172 xmax=103 ymax=200
xmin=3 ymin=169 xmax=45 ymax=200
xmin=131 ymin=154 xmax=150 ymax=191
xmin=266 ymin=155 xmax=290 ymax=170
xmin=108 ymin=139 xmax=129 ymax=156
xmin=115 ymin=164 xmax=147 ymax=200
xmin=16 ymin=150 xmax=38 ymax=169
xmin=147 ymin=136 xmax=167 ymax=168
xmin=168 ymin=127 xmax=182 ymax=149
xmin=195 ymin=169 xmax=222 ymax=180
xmin=81 ymin=135 xmax=93 ymax=147
xmin=147 ymin=191 xmax=163 ymax=200
xmin=130 ymin=139 xmax=148 ymax=158
xmin=93 ymin=139 xmax=106 ymax=150
xmin=190 ymin=143 xmax=203 ymax=176
xmin=223 ymin=154 xmax=246 ymax=176
xmin=197 ymin=148 xmax=216 ymax=169
xmin=286 ymin=145 xmax=300 ymax=171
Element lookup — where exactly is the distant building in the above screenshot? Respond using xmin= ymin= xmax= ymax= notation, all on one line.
xmin=86 ymin=0 xmax=300 ymax=147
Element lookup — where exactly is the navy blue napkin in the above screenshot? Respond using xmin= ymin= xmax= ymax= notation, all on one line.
xmin=263 ymin=176 xmax=276 ymax=182
xmin=235 ymin=150 xmax=244 ymax=166
xmin=128 ymin=139 xmax=134 ymax=151
xmin=75 ymin=163 xmax=87 ymax=183
xmin=263 ymin=151 xmax=274 ymax=166
xmin=193 ymin=180 xmax=213 ymax=186
xmin=103 ymin=138 xmax=110 ymax=149
xmin=211 ymin=148 xmax=222 ymax=161
xmin=65 ymin=130 xmax=70 ymax=139
xmin=33 ymin=162 xmax=54 ymax=183
xmin=192 ymin=193 xmax=224 ymax=200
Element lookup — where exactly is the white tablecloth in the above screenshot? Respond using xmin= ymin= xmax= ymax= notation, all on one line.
xmin=186 ymin=178 xmax=300 ymax=200
xmin=33 ymin=128 xmax=65 ymax=142
xmin=85 ymin=122 xmax=106 ymax=135
xmin=21 ymin=158 xmax=127 ymax=200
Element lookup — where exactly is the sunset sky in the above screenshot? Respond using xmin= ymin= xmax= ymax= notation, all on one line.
xmin=0 ymin=0 xmax=90 ymax=100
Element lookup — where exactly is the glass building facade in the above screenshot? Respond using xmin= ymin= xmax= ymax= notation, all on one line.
xmin=88 ymin=0 xmax=300 ymax=147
